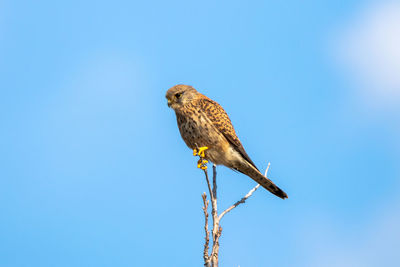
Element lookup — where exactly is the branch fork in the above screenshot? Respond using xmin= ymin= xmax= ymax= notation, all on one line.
xmin=201 ymin=163 xmax=271 ymax=267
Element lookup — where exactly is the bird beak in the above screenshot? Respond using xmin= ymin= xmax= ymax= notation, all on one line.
xmin=167 ymin=99 xmax=172 ymax=107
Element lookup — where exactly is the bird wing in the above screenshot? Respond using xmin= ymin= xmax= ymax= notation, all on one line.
xmin=198 ymin=97 xmax=259 ymax=171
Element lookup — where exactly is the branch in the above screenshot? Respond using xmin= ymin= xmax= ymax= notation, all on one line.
xmin=203 ymin=168 xmax=214 ymax=204
xmin=212 ymin=164 xmax=217 ymax=201
xmin=201 ymin=161 xmax=272 ymax=267
xmin=202 ymin=193 xmax=211 ymax=267
xmin=210 ymin=164 xmax=220 ymax=266
xmin=202 ymin=166 xmax=219 ymax=266
xmin=218 ymin=163 xmax=270 ymax=221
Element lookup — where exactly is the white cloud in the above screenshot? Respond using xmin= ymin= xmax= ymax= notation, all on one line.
xmin=334 ymin=1 xmax=400 ymax=106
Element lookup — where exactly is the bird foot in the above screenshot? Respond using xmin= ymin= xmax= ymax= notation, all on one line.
xmin=193 ymin=146 xmax=209 ymax=170
xmin=193 ymin=146 xmax=208 ymax=158
xmin=197 ymin=159 xmax=208 ymax=170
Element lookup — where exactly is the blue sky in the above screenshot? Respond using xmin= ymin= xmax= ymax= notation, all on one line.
xmin=1 ymin=0 xmax=399 ymax=266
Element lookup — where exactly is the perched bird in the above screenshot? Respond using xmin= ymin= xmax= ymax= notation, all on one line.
xmin=166 ymin=84 xmax=288 ymax=199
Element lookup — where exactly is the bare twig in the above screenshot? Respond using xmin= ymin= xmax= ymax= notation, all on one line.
xmin=210 ymin=165 xmax=220 ymax=267
xmin=218 ymin=163 xmax=270 ymax=221
xmin=202 ymin=193 xmax=211 ymax=267
xmin=203 ymin=169 xmax=214 ymax=202
xmin=202 ymin=166 xmax=219 ymax=267
xmin=211 ymin=165 xmax=218 ymax=236
xmin=218 ymin=184 xmax=260 ymax=221
xmin=201 ymin=162 xmax=272 ymax=267
xmin=212 ymin=226 xmax=222 ymax=265
xmin=212 ymin=164 xmax=217 ymax=200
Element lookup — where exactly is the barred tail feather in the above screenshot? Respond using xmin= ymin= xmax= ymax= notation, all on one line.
xmin=254 ymin=173 xmax=288 ymax=199
xmin=238 ymin=163 xmax=288 ymax=199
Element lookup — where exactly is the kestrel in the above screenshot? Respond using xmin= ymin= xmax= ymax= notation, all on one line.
xmin=166 ymin=84 xmax=288 ymax=199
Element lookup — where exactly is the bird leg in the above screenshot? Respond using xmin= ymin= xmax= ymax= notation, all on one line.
xmin=193 ymin=146 xmax=209 ymax=170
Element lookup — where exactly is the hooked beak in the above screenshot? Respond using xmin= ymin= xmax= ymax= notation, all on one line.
xmin=167 ymin=99 xmax=172 ymax=107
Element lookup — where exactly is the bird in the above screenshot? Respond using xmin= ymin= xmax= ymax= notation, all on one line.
xmin=166 ymin=84 xmax=288 ymax=199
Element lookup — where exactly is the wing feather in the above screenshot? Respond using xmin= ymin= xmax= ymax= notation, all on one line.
xmin=197 ymin=97 xmax=259 ymax=171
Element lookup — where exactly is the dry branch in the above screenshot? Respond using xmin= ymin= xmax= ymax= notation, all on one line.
xmin=218 ymin=163 xmax=270 ymax=221
xmin=202 ymin=193 xmax=210 ymax=266
xmin=201 ymin=162 xmax=272 ymax=267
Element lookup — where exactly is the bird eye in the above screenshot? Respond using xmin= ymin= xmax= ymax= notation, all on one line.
xmin=175 ymin=92 xmax=182 ymax=98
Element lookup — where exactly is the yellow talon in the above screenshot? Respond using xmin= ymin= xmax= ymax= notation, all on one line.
xmin=194 ymin=146 xmax=209 ymax=170
xmin=197 ymin=146 xmax=208 ymax=158
xmin=197 ymin=158 xmax=208 ymax=170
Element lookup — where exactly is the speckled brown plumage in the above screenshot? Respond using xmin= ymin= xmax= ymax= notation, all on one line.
xmin=166 ymin=84 xmax=288 ymax=199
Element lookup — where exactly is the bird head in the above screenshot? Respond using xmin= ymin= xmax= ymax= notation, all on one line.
xmin=165 ymin=84 xmax=198 ymax=110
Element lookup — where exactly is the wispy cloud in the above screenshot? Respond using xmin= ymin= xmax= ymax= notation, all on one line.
xmin=334 ymin=1 xmax=400 ymax=107
xmin=314 ymin=3 xmax=400 ymax=265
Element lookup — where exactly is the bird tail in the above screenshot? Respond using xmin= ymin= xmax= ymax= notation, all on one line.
xmin=240 ymin=162 xmax=288 ymax=199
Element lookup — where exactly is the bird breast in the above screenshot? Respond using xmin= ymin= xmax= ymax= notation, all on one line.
xmin=175 ymin=107 xmax=225 ymax=149
xmin=174 ymin=105 xmax=239 ymax=166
